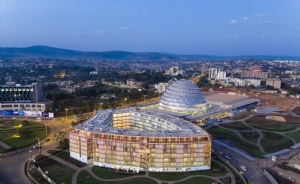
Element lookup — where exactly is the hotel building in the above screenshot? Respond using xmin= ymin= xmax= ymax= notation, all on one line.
xmin=69 ymin=108 xmax=211 ymax=172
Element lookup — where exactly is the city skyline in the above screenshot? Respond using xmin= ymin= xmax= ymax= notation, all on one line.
xmin=1 ymin=1 xmax=300 ymax=56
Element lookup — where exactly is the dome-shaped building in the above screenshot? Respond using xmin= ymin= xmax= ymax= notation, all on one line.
xmin=158 ymin=79 xmax=207 ymax=114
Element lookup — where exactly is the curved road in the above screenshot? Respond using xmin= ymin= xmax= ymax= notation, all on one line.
xmin=0 ymin=119 xmax=70 ymax=184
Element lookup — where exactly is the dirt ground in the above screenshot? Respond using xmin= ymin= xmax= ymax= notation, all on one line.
xmin=203 ymin=88 xmax=298 ymax=111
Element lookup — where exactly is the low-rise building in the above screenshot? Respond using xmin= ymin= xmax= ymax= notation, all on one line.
xmin=266 ymin=78 xmax=281 ymax=89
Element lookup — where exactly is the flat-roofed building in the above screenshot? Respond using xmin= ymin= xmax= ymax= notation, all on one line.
xmin=266 ymin=78 xmax=281 ymax=89
xmin=241 ymin=70 xmax=269 ymax=81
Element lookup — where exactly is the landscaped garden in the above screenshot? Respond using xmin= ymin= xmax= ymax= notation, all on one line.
xmin=56 ymin=151 xmax=86 ymax=167
xmin=78 ymin=170 xmax=157 ymax=184
xmin=149 ymin=161 xmax=227 ymax=181
xmin=240 ymin=131 xmax=259 ymax=143
xmin=92 ymin=166 xmax=146 ymax=179
xmin=220 ymin=121 xmax=252 ymax=130
xmin=260 ymin=132 xmax=294 ymax=153
xmin=286 ymin=129 xmax=300 ymax=142
xmin=0 ymin=120 xmax=50 ymax=153
xmin=35 ymin=155 xmax=76 ymax=184
xmin=246 ymin=116 xmax=297 ymax=131
xmin=207 ymin=126 xmax=264 ymax=157
xmin=174 ymin=177 xmax=216 ymax=184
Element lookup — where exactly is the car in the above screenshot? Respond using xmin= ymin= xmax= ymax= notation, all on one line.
xmin=215 ymin=118 xmax=222 ymax=122
xmin=240 ymin=165 xmax=246 ymax=171
xmin=44 ymin=139 xmax=50 ymax=142
xmin=225 ymin=155 xmax=232 ymax=160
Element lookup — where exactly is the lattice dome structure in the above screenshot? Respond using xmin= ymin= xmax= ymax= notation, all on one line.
xmin=158 ymin=79 xmax=207 ymax=114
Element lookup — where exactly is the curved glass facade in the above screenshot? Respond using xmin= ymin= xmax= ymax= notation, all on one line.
xmin=159 ymin=79 xmax=207 ymax=114
xmin=69 ymin=109 xmax=212 ymax=173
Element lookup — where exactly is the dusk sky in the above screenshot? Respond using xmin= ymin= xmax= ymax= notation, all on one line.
xmin=1 ymin=1 xmax=300 ymax=56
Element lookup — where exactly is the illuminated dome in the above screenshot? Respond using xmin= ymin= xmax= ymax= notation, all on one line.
xmin=158 ymin=79 xmax=207 ymax=114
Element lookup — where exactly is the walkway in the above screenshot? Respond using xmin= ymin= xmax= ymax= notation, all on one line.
xmin=209 ymin=113 xmax=300 ymax=156
xmin=0 ymin=140 xmax=11 ymax=149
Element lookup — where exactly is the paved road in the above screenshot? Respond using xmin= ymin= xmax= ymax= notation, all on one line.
xmin=0 ymin=119 xmax=70 ymax=184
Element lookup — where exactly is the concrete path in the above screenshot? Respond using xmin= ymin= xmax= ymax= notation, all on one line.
xmin=0 ymin=141 xmax=11 ymax=149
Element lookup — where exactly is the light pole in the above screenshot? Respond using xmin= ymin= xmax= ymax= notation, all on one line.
xmin=30 ymin=150 xmax=32 ymax=161
xmin=35 ymin=137 xmax=40 ymax=154
xmin=65 ymin=108 xmax=68 ymax=119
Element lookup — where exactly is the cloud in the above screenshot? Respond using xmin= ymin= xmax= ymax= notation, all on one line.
xmin=261 ymin=34 xmax=266 ymax=37
xmin=242 ymin=17 xmax=248 ymax=21
xmin=254 ymin=13 xmax=271 ymax=17
xmin=229 ymin=20 xmax=237 ymax=24
xmin=233 ymin=35 xmax=239 ymax=39
xmin=72 ymin=33 xmax=80 ymax=37
xmin=71 ymin=33 xmax=87 ymax=38
xmin=257 ymin=21 xmax=272 ymax=25
xmin=229 ymin=17 xmax=248 ymax=24
xmin=121 ymin=27 xmax=133 ymax=31
xmin=96 ymin=30 xmax=105 ymax=36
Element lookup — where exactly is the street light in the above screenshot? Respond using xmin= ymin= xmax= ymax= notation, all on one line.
xmin=35 ymin=137 xmax=40 ymax=154
xmin=30 ymin=150 xmax=32 ymax=161
xmin=65 ymin=108 xmax=68 ymax=118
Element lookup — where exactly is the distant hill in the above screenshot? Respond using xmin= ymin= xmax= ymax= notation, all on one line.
xmin=0 ymin=45 xmax=299 ymax=60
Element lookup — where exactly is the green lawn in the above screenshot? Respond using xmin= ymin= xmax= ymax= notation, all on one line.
xmin=56 ymin=151 xmax=86 ymax=167
xmin=77 ymin=171 xmax=157 ymax=184
xmin=240 ymin=131 xmax=259 ymax=143
xmin=175 ymin=177 xmax=216 ymax=184
xmin=220 ymin=122 xmax=253 ymax=130
xmin=149 ymin=161 xmax=226 ymax=181
xmin=286 ymin=130 xmax=300 ymax=142
xmin=35 ymin=156 xmax=75 ymax=184
xmin=207 ymin=126 xmax=264 ymax=157
xmin=261 ymin=132 xmax=294 ymax=153
xmin=0 ymin=132 xmax=15 ymax=140
xmin=246 ymin=116 xmax=297 ymax=131
xmin=2 ymin=126 xmax=50 ymax=150
xmin=92 ymin=166 xmax=145 ymax=179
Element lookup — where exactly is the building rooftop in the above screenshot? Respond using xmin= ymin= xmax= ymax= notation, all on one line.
xmin=74 ymin=107 xmax=209 ymax=137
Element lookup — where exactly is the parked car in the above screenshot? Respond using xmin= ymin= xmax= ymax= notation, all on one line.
xmin=240 ymin=165 xmax=246 ymax=171
xmin=225 ymin=155 xmax=232 ymax=160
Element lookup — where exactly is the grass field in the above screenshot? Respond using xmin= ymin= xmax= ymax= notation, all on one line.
xmin=220 ymin=122 xmax=252 ymax=130
xmin=35 ymin=156 xmax=75 ymax=184
xmin=77 ymin=170 xmax=157 ymax=184
xmin=56 ymin=151 xmax=86 ymax=167
xmin=286 ymin=129 xmax=300 ymax=142
xmin=2 ymin=126 xmax=50 ymax=149
xmin=92 ymin=166 xmax=145 ymax=179
xmin=149 ymin=161 xmax=226 ymax=181
xmin=174 ymin=177 xmax=216 ymax=184
xmin=240 ymin=131 xmax=259 ymax=143
xmin=207 ymin=126 xmax=264 ymax=157
xmin=246 ymin=116 xmax=296 ymax=131
xmin=261 ymin=132 xmax=294 ymax=153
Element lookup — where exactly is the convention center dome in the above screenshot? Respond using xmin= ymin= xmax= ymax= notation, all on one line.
xmin=158 ymin=79 xmax=207 ymax=114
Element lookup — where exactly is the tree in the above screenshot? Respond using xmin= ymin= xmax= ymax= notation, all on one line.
xmin=18 ymin=128 xmax=33 ymax=138
xmin=22 ymin=120 xmax=30 ymax=126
